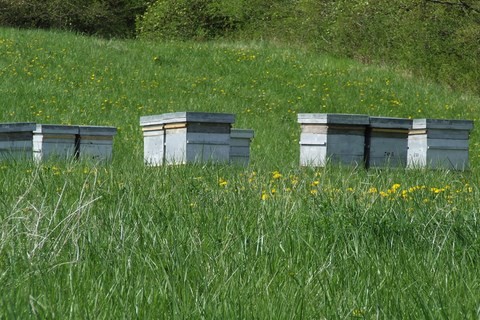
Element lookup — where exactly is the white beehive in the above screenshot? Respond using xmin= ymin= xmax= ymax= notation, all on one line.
xmin=140 ymin=112 xmax=235 ymax=165
xmin=366 ymin=117 xmax=412 ymax=168
xmin=407 ymin=118 xmax=474 ymax=170
xmin=0 ymin=123 xmax=36 ymax=161
xmin=78 ymin=126 xmax=117 ymax=161
xmin=298 ymin=113 xmax=369 ymax=167
xmin=33 ymin=124 xmax=79 ymax=162
xmin=230 ymin=129 xmax=254 ymax=165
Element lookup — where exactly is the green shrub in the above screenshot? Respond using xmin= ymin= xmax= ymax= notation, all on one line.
xmin=0 ymin=0 xmax=151 ymax=38
xmin=136 ymin=0 xmax=247 ymax=40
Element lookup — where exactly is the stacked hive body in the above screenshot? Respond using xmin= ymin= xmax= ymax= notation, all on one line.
xmin=0 ymin=123 xmax=116 ymax=162
xmin=33 ymin=124 xmax=79 ymax=161
xmin=298 ymin=113 xmax=369 ymax=167
xmin=140 ymin=112 xmax=235 ymax=165
xmin=407 ymin=119 xmax=474 ymax=170
xmin=366 ymin=117 xmax=412 ymax=168
xmin=230 ymin=129 xmax=254 ymax=165
xmin=0 ymin=123 xmax=36 ymax=161
xmin=78 ymin=126 xmax=117 ymax=162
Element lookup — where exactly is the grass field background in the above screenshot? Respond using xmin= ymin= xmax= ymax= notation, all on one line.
xmin=1 ymin=28 xmax=480 ymax=318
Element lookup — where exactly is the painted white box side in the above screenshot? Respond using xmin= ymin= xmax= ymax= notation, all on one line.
xmin=165 ymin=128 xmax=187 ymax=164
xmin=300 ymin=145 xmax=327 ymax=167
xmin=143 ymin=131 xmax=164 ymax=166
xmin=32 ymin=124 xmax=79 ymax=161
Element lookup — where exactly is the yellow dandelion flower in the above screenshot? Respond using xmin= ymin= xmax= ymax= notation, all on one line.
xmin=218 ymin=178 xmax=228 ymax=187
xmin=272 ymin=171 xmax=282 ymax=179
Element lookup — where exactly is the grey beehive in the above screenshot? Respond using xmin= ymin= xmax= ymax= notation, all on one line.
xmin=140 ymin=112 xmax=235 ymax=165
xmin=298 ymin=113 xmax=369 ymax=167
xmin=407 ymin=118 xmax=473 ymax=170
xmin=366 ymin=117 xmax=412 ymax=168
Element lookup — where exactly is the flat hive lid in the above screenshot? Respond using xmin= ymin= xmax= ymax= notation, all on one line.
xmin=140 ymin=112 xmax=235 ymax=126
xmin=78 ymin=125 xmax=117 ymax=136
xmin=0 ymin=122 xmax=36 ymax=133
xmin=297 ymin=113 xmax=369 ymax=125
xmin=413 ymin=118 xmax=474 ymax=130
xmin=369 ymin=116 xmax=412 ymax=129
xmin=34 ymin=124 xmax=79 ymax=134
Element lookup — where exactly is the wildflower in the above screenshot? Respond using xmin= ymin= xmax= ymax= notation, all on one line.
xmin=310 ymin=189 xmax=318 ymax=196
xmin=218 ymin=178 xmax=228 ymax=187
xmin=272 ymin=171 xmax=282 ymax=179
xmin=368 ymin=187 xmax=377 ymax=194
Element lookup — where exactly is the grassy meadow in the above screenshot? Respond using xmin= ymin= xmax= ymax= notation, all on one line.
xmin=1 ymin=27 xmax=480 ymax=318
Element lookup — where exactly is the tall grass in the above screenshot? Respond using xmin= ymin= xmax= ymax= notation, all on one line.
xmin=1 ymin=28 xmax=479 ymax=318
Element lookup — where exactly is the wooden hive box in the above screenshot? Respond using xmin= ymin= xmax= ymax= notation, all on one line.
xmin=78 ymin=126 xmax=117 ymax=161
xmin=0 ymin=123 xmax=36 ymax=161
xmin=230 ymin=129 xmax=254 ymax=165
xmin=298 ymin=113 xmax=369 ymax=167
xmin=140 ymin=112 xmax=235 ymax=165
xmin=33 ymin=124 xmax=79 ymax=162
xmin=366 ymin=117 xmax=412 ymax=168
xmin=407 ymin=118 xmax=474 ymax=170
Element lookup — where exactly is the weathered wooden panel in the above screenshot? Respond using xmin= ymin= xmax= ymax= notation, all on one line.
xmin=298 ymin=114 xmax=368 ymax=167
xmin=298 ymin=113 xmax=370 ymax=125
xmin=367 ymin=135 xmax=409 ymax=167
xmin=32 ymin=124 xmax=78 ymax=162
xmin=366 ymin=117 xmax=412 ymax=168
xmin=78 ymin=126 xmax=117 ymax=161
xmin=230 ymin=129 xmax=254 ymax=165
xmin=140 ymin=112 xmax=235 ymax=126
xmin=140 ymin=112 xmax=235 ymax=166
xmin=299 ymin=145 xmax=327 ymax=167
xmin=186 ymin=144 xmax=230 ymax=163
xmin=0 ymin=123 xmax=36 ymax=161
xmin=299 ymin=133 xmax=327 ymax=146
xmin=143 ymin=131 xmax=164 ymax=166
xmin=407 ymin=118 xmax=473 ymax=170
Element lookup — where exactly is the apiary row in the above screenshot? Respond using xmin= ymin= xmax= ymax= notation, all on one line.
xmin=298 ymin=113 xmax=474 ymax=170
xmin=1 ymin=112 xmax=474 ymax=170
xmin=0 ymin=123 xmax=117 ymax=162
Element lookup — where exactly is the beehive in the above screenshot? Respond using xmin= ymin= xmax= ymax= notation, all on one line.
xmin=298 ymin=113 xmax=369 ymax=167
xmin=140 ymin=112 xmax=235 ymax=165
xmin=366 ymin=117 xmax=412 ymax=168
xmin=407 ymin=118 xmax=474 ymax=170
xmin=33 ymin=124 xmax=79 ymax=162
xmin=78 ymin=126 xmax=117 ymax=161
xmin=230 ymin=129 xmax=254 ymax=165
xmin=0 ymin=123 xmax=36 ymax=161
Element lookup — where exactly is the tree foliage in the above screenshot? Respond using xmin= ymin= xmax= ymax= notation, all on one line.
xmin=0 ymin=0 xmax=151 ymax=37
